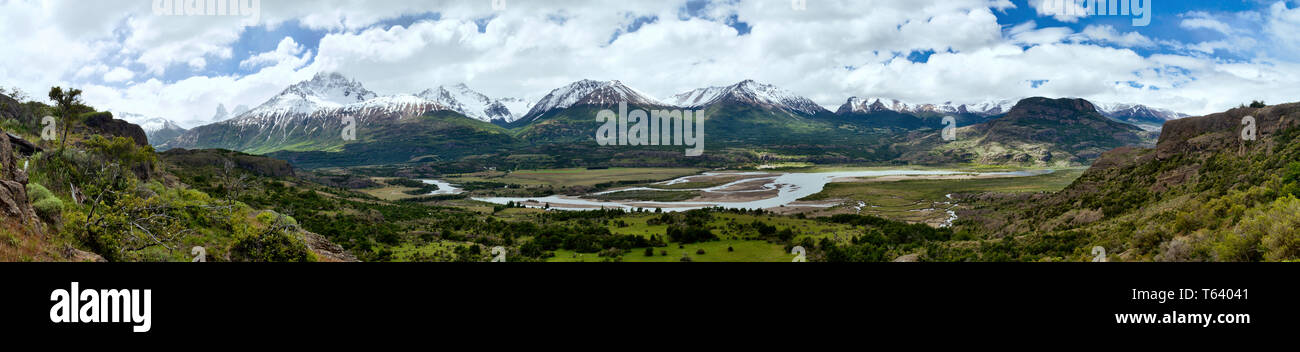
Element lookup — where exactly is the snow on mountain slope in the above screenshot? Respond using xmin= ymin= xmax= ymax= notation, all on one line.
xmin=497 ymin=97 xmax=533 ymax=123
xmin=329 ymin=94 xmax=451 ymax=117
xmin=239 ymin=72 xmax=378 ymax=121
xmin=1095 ymin=102 xmax=1189 ymax=123
xmin=115 ymin=112 xmax=184 ymax=133
xmin=114 ymin=111 xmax=188 ymax=146
xmin=670 ymin=80 xmax=828 ymax=116
xmin=521 ymin=80 xmax=665 ymax=121
xmin=835 ymin=97 xmax=1016 ymax=116
xmin=417 ymin=83 xmax=516 ymax=122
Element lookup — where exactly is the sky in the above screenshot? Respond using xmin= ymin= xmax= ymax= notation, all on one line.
xmin=1 ymin=0 xmax=1299 ymax=128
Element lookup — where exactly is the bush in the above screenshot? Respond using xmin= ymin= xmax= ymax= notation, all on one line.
xmin=643 ymin=247 xmax=654 ymax=257
xmin=667 ymin=224 xmax=716 ymax=244
xmin=695 ymin=248 xmax=706 ymax=255
xmin=230 ymin=228 xmax=313 ymax=262
xmin=26 ymin=183 xmax=62 ymax=220
xmin=1246 ymin=196 xmax=1300 ymax=261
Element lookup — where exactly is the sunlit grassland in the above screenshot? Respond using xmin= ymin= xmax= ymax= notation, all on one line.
xmin=545 ymin=213 xmax=861 ymax=262
xmin=800 ymin=168 xmax=1086 ymax=220
xmin=356 ymin=177 xmax=425 ymax=201
xmin=805 ymin=168 xmax=1084 ymax=201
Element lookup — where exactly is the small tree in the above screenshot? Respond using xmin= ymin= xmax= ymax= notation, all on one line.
xmin=48 ymin=86 xmax=84 ymax=152
xmin=1250 ymin=100 xmax=1267 ymax=109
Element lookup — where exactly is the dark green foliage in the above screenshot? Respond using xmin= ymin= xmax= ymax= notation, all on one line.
xmin=230 ymin=227 xmax=313 ymax=262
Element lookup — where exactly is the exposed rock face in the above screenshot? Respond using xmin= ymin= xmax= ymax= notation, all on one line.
xmin=897 ymin=97 xmax=1153 ymax=166
xmin=893 ymin=253 xmax=920 ymax=262
xmin=6 ymin=132 xmax=41 ymax=156
xmin=0 ymin=93 xmax=28 ymax=123
xmin=303 ymin=231 xmax=359 ymax=262
xmin=1156 ymin=103 xmax=1300 ymax=160
xmin=0 ymin=129 xmax=37 ymax=223
xmin=160 ymin=148 xmax=295 ymax=178
xmin=978 ymin=98 xmax=1146 ymax=147
xmin=81 ymin=112 xmax=149 ymax=147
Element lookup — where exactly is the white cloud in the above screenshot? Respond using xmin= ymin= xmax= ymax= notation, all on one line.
xmin=1030 ymin=0 xmax=1088 ymax=23
xmin=1265 ymin=1 xmax=1300 ymax=56
xmin=103 ymin=67 xmax=135 ymax=83
xmin=4 ymin=0 xmax=1300 ymax=127
xmin=239 ymin=37 xmax=310 ymax=70
xmin=1077 ymin=25 xmax=1155 ymax=48
xmin=1180 ymin=12 xmax=1234 ymax=35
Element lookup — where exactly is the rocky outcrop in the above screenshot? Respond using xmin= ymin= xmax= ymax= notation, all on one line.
xmin=0 ymin=93 xmax=28 ymax=123
xmin=6 ymin=132 xmax=41 ymax=156
xmin=0 ymin=129 xmax=37 ymax=223
xmin=81 ymin=112 xmax=149 ymax=147
xmin=897 ymin=97 xmax=1154 ymax=166
xmin=303 ymin=231 xmax=359 ymax=262
xmin=978 ymin=97 xmax=1147 ymax=148
xmin=1156 ymin=103 xmax=1300 ymax=160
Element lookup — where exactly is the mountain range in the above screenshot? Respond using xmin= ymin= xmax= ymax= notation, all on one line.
xmin=1094 ymin=103 xmax=1189 ymax=131
xmin=157 ymin=72 xmax=1185 ymax=168
xmin=895 ymin=97 xmax=1154 ymax=166
xmin=115 ymin=112 xmax=188 ymax=147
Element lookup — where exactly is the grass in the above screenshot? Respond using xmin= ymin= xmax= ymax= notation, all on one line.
xmin=543 ymin=212 xmax=862 ymax=262
xmin=799 ymin=168 xmax=1086 ymax=222
xmin=357 ymin=178 xmax=425 ymax=201
xmin=805 ymin=168 xmax=1084 ymax=201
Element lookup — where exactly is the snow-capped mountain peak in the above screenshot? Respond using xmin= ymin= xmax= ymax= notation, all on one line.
xmin=521 ymin=79 xmax=665 ymax=121
xmin=244 ymin=72 xmax=379 ymax=118
xmin=114 ymin=112 xmax=184 ymax=133
xmin=416 ymin=83 xmax=513 ymax=122
xmin=836 ymin=97 xmax=1016 ymax=116
xmin=671 ymin=80 xmax=827 ymax=116
xmin=1093 ymin=102 xmax=1189 ymax=130
xmin=113 ymin=111 xmax=188 ymax=146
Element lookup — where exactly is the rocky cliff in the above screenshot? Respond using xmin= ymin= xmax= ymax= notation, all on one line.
xmin=897 ymin=97 xmax=1154 ymax=166
xmin=0 ymin=129 xmax=37 ymax=223
xmin=80 ymin=112 xmax=149 ymax=147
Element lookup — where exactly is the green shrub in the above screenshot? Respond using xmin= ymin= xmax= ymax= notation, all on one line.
xmin=26 ymin=183 xmax=62 ymax=220
xmin=1252 ymin=196 xmax=1300 ymax=261
xmin=230 ymin=228 xmax=313 ymax=262
xmin=26 ymin=182 xmax=54 ymax=200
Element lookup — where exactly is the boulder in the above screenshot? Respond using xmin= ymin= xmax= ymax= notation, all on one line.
xmin=81 ymin=112 xmax=149 ymax=147
xmin=6 ymin=132 xmax=40 ymax=156
xmin=0 ymin=130 xmax=36 ymax=222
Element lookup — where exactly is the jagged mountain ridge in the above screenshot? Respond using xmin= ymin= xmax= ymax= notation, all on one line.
xmin=161 ymin=73 xmax=1188 ymax=169
xmin=671 ymin=80 xmax=830 ymax=116
xmin=836 ymin=97 xmax=1017 ymax=117
xmin=1095 ymin=102 xmax=1189 ymax=130
xmin=520 ymin=79 xmax=667 ymax=122
xmin=164 ymin=73 xmax=530 ymax=153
